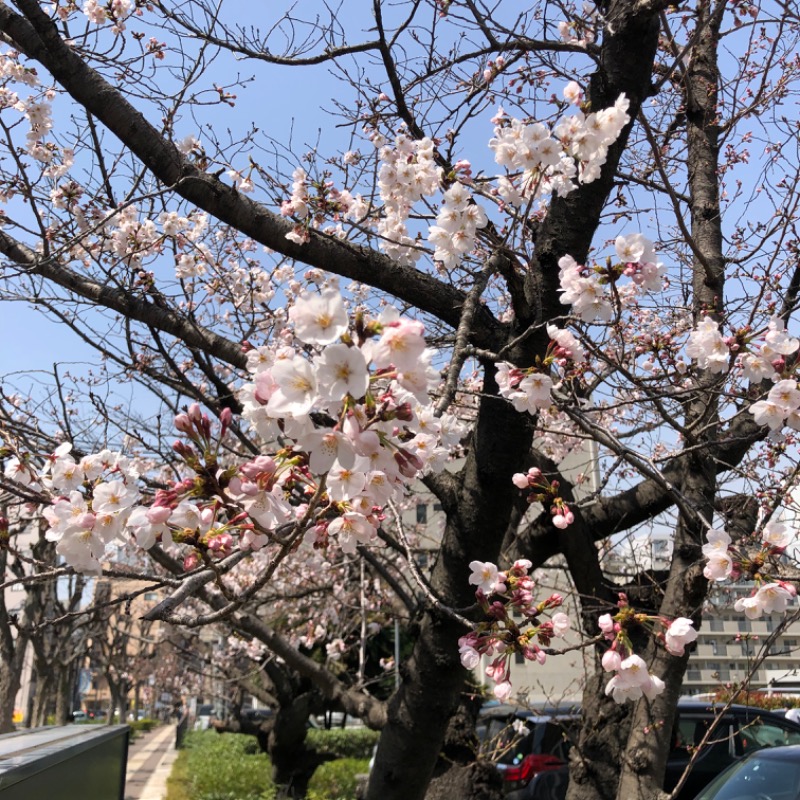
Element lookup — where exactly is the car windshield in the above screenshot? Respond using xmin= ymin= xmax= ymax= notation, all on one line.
xmin=695 ymin=752 xmax=800 ymax=800
xmin=481 ymin=717 xmax=575 ymax=766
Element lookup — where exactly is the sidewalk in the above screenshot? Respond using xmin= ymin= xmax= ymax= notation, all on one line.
xmin=125 ymin=723 xmax=180 ymax=800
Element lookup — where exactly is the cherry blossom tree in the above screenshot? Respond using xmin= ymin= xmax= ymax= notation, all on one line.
xmin=0 ymin=1 xmax=799 ymax=800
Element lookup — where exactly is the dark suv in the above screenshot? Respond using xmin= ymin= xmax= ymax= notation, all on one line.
xmin=664 ymin=702 xmax=800 ymax=799
xmin=483 ymin=701 xmax=800 ymax=800
xmin=478 ymin=704 xmax=580 ymax=795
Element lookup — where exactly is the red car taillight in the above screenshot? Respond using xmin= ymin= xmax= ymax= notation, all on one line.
xmin=502 ymin=754 xmax=565 ymax=787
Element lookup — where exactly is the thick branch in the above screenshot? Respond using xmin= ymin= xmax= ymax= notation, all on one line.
xmin=0 ymin=2 xmax=505 ymax=353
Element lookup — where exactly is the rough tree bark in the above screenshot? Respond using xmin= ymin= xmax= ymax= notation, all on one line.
xmin=615 ymin=1 xmax=725 ymax=797
xmin=0 ymin=547 xmax=27 ymax=733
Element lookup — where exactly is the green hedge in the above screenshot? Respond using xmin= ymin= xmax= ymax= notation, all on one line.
xmin=165 ymin=728 xmax=377 ymax=800
xmin=307 ymin=729 xmax=379 ymax=760
xmin=129 ymin=718 xmax=160 ymax=734
xmin=166 ymin=730 xmax=274 ymax=800
xmin=308 ymin=758 xmax=369 ymax=800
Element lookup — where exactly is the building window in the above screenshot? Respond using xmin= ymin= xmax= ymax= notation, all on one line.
xmin=687 ymin=670 xmax=701 ymax=681
xmin=416 ymin=504 xmax=428 ymax=524
xmin=144 ymin=592 xmax=158 ymax=601
xmin=709 ymin=619 xmax=724 ymax=631
xmin=515 ymin=650 xmax=525 ymax=665
xmin=433 ymin=503 xmax=443 ymax=512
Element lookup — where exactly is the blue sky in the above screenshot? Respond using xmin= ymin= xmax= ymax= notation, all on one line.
xmin=0 ymin=2 xmax=359 ymax=379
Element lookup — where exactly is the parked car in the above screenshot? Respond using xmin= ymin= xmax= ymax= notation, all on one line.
xmin=664 ymin=701 xmax=800 ymax=799
xmin=693 ymin=744 xmax=800 ymax=800
xmin=485 ymin=701 xmax=800 ymax=799
xmin=71 ymin=710 xmax=88 ymax=723
xmin=194 ymin=704 xmax=219 ymax=731
xmin=241 ymin=707 xmax=273 ymax=723
xmin=478 ymin=703 xmax=580 ymax=795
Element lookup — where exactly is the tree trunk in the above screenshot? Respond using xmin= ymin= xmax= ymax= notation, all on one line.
xmin=107 ymin=678 xmax=121 ymax=724
xmin=425 ymin=694 xmax=503 ymax=800
xmin=368 ymin=376 xmax=536 ymax=800
xmin=0 ymin=662 xmax=22 ymax=733
xmin=31 ymin=664 xmax=54 ymax=727
xmin=0 ymin=547 xmax=28 ymax=732
xmin=54 ymin=666 xmax=72 ymax=725
xmin=614 ymin=1 xmax=724 ymax=797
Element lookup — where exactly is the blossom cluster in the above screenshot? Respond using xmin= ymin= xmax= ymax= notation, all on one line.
xmin=0 ymin=50 xmax=73 ymax=179
xmin=599 ymin=603 xmax=698 ymax=703
xmin=4 ymin=443 xmax=145 ymax=573
xmin=702 ymin=521 xmax=797 ymax=618
xmin=683 ymin=315 xmax=800 ymax=429
xmin=489 ymin=94 xmax=629 ymax=208
xmin=511 ymin=466 xmax=574 ymax=529
xmin=81 ymin=0 xmax=135 ymax=33
xmin=280 ymin=166 xmax=369 ymax=245
xmin=750 ymin=379 xmax=800 ymax=431
xmin=239 ymin=289 xmax=467 ymax=551
xmin=7 ymin=289 xmax=469 ymax=572
xmin=741 ymin=317 xmax=799 ymax=383
xmin=495 ymin=363 xmax=554 ymax=415
xmin=427 ymin=183 xmax=488 ymax=270
xmin=558 ymin=234 xmax=665 ymax=322
xmin=685 ymin=317 xmax=731 ymax=373
xmin=557 ymin=4 xmax=599 ymax=48
xmin=374 ymin=134 xmax=442 ymax=265
xmin=276 ymin=88 xmax=631 ymax=275
xmin=459 ymin=559 xmax=571 ymax=701
xmin=494 ymin=325 xmax=585 ymax=417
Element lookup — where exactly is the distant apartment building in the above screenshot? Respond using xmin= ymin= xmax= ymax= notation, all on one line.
xmin=687 ymin=588 xmax=800 ymax=696
xmin=604 ymin=534 xmax=800 ymax=697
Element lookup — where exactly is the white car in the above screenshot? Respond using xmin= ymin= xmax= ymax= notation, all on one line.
xmin=194 ymin=704 xmax=217 ymax=731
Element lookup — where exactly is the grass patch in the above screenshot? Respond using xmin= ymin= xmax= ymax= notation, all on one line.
xmin=165 ymin=730 xmax=274 ymax=800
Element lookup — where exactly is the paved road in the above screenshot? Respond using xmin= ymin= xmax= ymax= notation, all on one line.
xmin=125 ymin=723 xmax=180 ymax=800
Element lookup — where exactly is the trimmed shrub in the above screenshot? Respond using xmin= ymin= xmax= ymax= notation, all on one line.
xmin=165 ymin=730 xmax=274 ymax=800
xmin=308 ymin=758 xmax=369 ymax=800
xmin=129 ymin=718 xmax=160 ymax=734
xmin=307 ymin=728 xmax=379 ymax=760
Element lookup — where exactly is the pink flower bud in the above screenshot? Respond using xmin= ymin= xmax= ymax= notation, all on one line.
xmin=183 ymin=552 xmax=200 ymax=571
xmin=76 ymin=512 xmax=96 ymax=529
xmin=146 ymin=506 xmax=172 ymax=525
xmin=602 ymin=650 xmax=622 ymax=672
xmin=598 ymin=613 xmax=615 ymax=634
xmin=512 ymin=473 xmax=530 ymax=489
